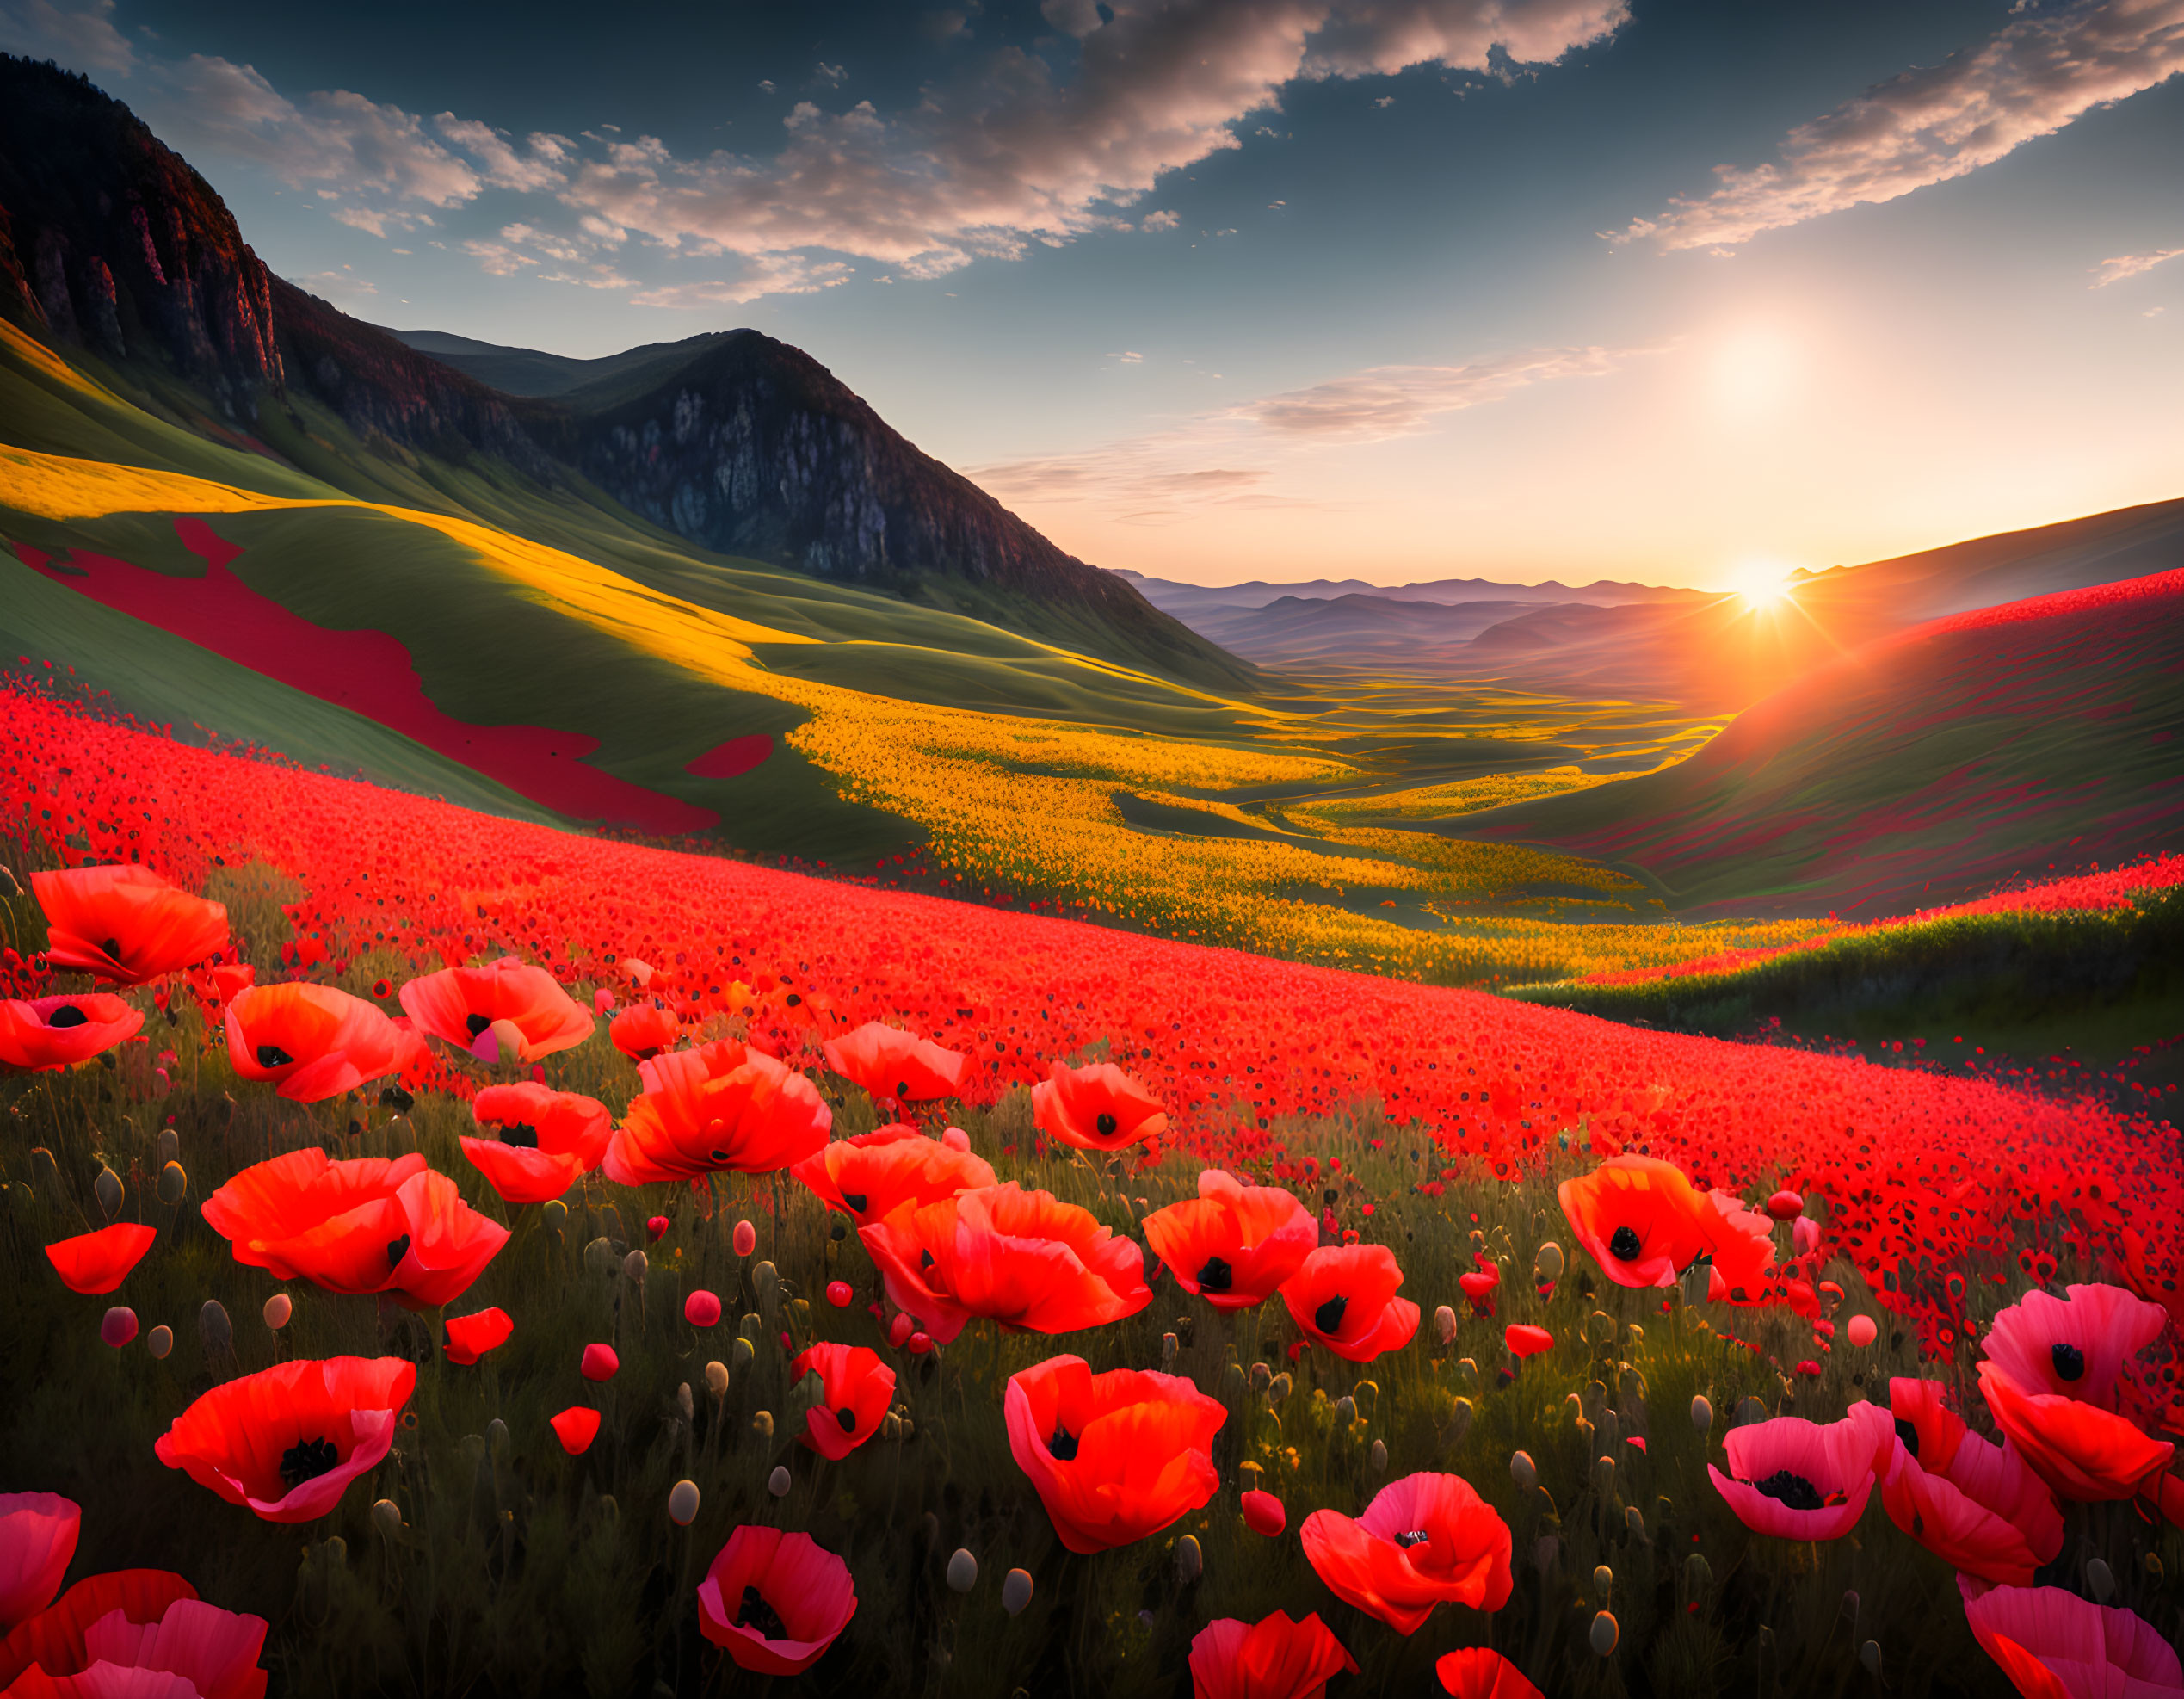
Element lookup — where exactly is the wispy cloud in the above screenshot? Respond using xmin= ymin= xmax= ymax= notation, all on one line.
xmin=2091 ymin=244 xmax=2184 ymax=286
xmin=0 ymin=0 xmax=133 ymax=72
xmin=1240 ymin=346 xmax=1635 ymax=438
xmin=1616 ymin=0 xmax=2184 ymax=252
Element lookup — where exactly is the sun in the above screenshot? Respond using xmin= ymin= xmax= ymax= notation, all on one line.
xmin=1727 ymin=560 xmax=1798 ymax=610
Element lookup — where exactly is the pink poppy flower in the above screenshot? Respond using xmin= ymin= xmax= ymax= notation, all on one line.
xmin=1959 ymin=1575 xmax=2183 ymax=1699
xmin=695 ymin=1527 xmax=856 ymax=1676
xmin=1879 ymin=1381 xmax=2062 ymax=1587
xmin=0 ymin=1571 xmax=268 ymax=1698
xmin=0 ymin=1493 xmax=78 ymax=1632
xmin=1981 ymin=1284 xmax=2168 ymax=1409
xmin=1707 ymin=1402 xmax=1893 ymax=1540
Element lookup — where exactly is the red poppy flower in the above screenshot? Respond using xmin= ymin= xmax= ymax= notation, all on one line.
xmin=695 ymin=1527 xmax=856 ymax=1677
xmin=1004 ymin=1355 xmax=1225 ymax=1554
xmin=1031 ymin=1060 xmax=1168 ymax=1153
xmin=1879 ymin=1381 xmax=2062 ymax=1586
xmin=1437 ymin=1648 xmax=1545 ymax=1699
xmin=224 ymin=983 xmax=404 ymax=1103
xmin=0 ymin=1494 xmax=77 ymax=1634
xmin=1959 ymin=1576 xmax=2183 ymax=1699
xmin=31 ymin=865 xmax=229 ymax=986
xmin=821 ymin=1022 xmax=967 ymax=1103
xmin=602 ymin=1041 xmax=831 ymax=1183
xmin=1504 ymin=1325 xmax=1553 ymax=1359
xmin=0 ymin=1568 xmax=268 ymax=1699
xmin=460 ymin=1083 xmax=611 ymax=1204
xmin=860 ymin=1183 xmax=1151 ymax=1344
xmin=790 ymin=1123 xmax=996 ymax=1227
xmin=1977 ymin=1363 xmax=2176 ymax=1503
xmin=398 ymin=956 xmax=593 ymax=1063
xmin=608 ymin=1002 xmax=678 ymax=1062
xmin=581 ymin=1344 xmax=618 ymax=1381
xmin=1279 ymin=1245 xmax=1420 ymax=1363
xmin=789 ymin=1343 xmax=896 ymax=1461
xmin=442 ymin=1308 xmax=513 ymax=1365
xmin=153 ymin=1356 xmax=415 ymax=1523
xmin=1707 ymin=1402 xmax=1893 ymax=1540
xmin=1557 ymin=1155 xmax=1772 ymax=1297
xmin=549 ymin=1408 xmax=601 ymax=1455
xmin=1187 ymin=1610 xmax=1355 ymax=1699
xmin=0 ymin=995 xmax=143 ymax=1072
xmin=1299 ymin=1473 xmax=1514 ymax=1634
xmin=1888 ymin=1376 xmax=1967 ymax=1475
xmin=43 ymin=1224 xmax=155 ymax=1295
xmin=1982 ymin=1283 xmax=2167 ymax=1410
xmin=1142 ymin=1169 xmax=1314 ymax=1311
xmin=1242 ymin=1490 xmax=1286 ymax=1537
xmin=201 ymin=1148 xmax=508 ymax=1309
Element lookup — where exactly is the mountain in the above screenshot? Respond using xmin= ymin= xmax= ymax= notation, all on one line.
xmin=1457 ymin=571 xmax=2184 ymax=917
xmin=1112 ymin=567 xmax=1699 ymax=620
xmin=1179 ymin=592 xmax=1573 ymax=668
xmin=381 ymin=325 xmax=733 ymax=400
xmin=0 ymin=54 xmax=1247 ymax=692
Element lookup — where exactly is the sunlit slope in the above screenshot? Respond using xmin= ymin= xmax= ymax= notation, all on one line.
xmin=1463 ymin=573 xmax=2184 ymax=917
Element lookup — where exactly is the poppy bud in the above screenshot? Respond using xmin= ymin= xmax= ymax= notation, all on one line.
xmin=2087 ymin=1559 xmax=2114 ymax=1603
xmin=1368 ymin=1439 xmax=1387 ymax=1473
xmin=705 ymin=1361 xmax=729 ymax=1397
xmin=1249 ymin=1362 xmax=1271 ymax=1393
xmin=622 ymin=1249 xmax=648 ymax=1282
xmin=1625 ymin=1504 xmax=1647 ymax=1542
xmin=1221 ymin=1362 xmax=1246 ymax=1399
xmin=752 ymin=1411 xmax=774 ymax=1440
xmin=1683 ymin=1553 xmax=1712 ymax=1600
xmin=95 ymin=1166 xmax=122 ymax=1220
xmin=1441 ymin=1397 xmax=1474 ymax=1448
xmin=1846 ymin=1314 xmax=1877 ymax=1347
xmin=147 ymin=1324 xmax=173 ymax=1359
xmin=158 ymin=1127 xmax=180 ymax=1164
xmin=542 ymin=1199 xmax=568 ymax=1233
xmin=1626 ymin=1323 xmax=1644 ymax=1349
xmin=30 ymin=1146 xmax=60 ymax=1196
xmin=2145 ymin=1554 xmax=2164 ymax=1582
xmin=1268 ymin=1372 xmax=1292 ymax=1405
xmin=767 ymin=1465 xmax=790 ymax=1497
xmin=1161 ymin=1331 xmax=1178 ymax=1369
xmin=1766 ymin=1189 xmax=1803 ymax=1221
xmin=884 ymin=1412 xmax=902 ymax=1440
xmin=909 ymin=1331 xmax=934 ymax=1355
xmin=262 ymin=1293 xmax=292 ymax=1331
xmin=1690 ymin=1395 xmax=1713 ymax=1433
xmin=1589 ymin=1611 xmax=1618 ymax=1656
xmin=199 ymin=1298 xmax=232 ymax=1356
xmin=1003 ymin=1568 xmax=1033 ymax=1615
xmin=1860 ymin=1641 xmax=1882 ymax=1677
xmin=1732 ymin=1395 xmax=1768 ymax=1427
xmin=1592 ymin=1455 xmax=1616 ymax=1497
xmin=1333 ymin=1395 xmax=1356 ymax=1428
xmin=1174 ymin=1535 xmax=1201 ymax=1585
xmin=1534 ymin=1242 xmax=1564 ymax=1282
xmin=754 ymin=1260 xmax=779 ymax=1311
xmin=1593 ymin=1564 xmax=1613 ymax=1605
xmin=583 ymin=1237 xmax=615 ymax=1274
xmin=101 ymin=1305 xmax=137 ymax=1347
xmin=732 ymin=1338 xmax=755 ymax=1369
xmin=947 ymin=1549 xmax=978 ymax=1592
xmin=372 ymin=1498 xmax=403 ymax=1537
xmin=827 ymin=1280 xmax=853 ymax=1307
xmin=732 ymin=1220 xmax=756 ymax=1257
xmin=942 ymin=1127 xmax=971 ymax=1152
xmin=489 ymin=1418 xmax=509 ymax=1455
xmin=1510 ymin=1449 xmax=1537 ymax=1491
xmin=1434 ymin=1304 xmax=1458 ymax=1344
xmin=1792 ymin=1218 xmax=1819 ymax=1258
xmin=157 ymin=1161 xmax=188 ymax=1206
xmin=1241 ymin=1488 xmax=1286 ymax=1535
xmin=581 ymin=1343 xmax=620 ymax=1381
xmin=1588 ymin=1309 xmax=1615 ymax=1345
xmin=686 ymin=1289 xmax=722 ymax=1327
xmin=668 ymin=1480 xmax=700 ymax=1526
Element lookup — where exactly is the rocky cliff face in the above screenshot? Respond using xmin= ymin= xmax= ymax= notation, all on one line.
xmin=0 ymin=55 xmax=281 ymax=416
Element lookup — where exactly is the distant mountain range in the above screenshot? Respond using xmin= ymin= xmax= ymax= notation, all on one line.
xmin=0 ymin=55 xmax=1246 ymax=690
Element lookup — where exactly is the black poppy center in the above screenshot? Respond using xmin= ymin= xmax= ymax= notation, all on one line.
xmin=1608 ymin=1225 xmax=1643 ymax=1261
xmin=896 ymin=1079 xmax=910 ymax=1098
xmin=280 ymin=1436 xmax=342 ymax=1489
xmin=842 ymin=1192 xmax=867 ymax=1214
xmin=1048 ymin=1420 xmax=1080 ymax=1461
xmin=1196 ymin=1256 xmax=1234 ymax=1293
xmin=709 ymin=1149 xmax=731 ymax=1163
xmin=386 ymin=1233 xmax=411 ymax=1268
xmin=46 ymin=1004 xmax=89 ymax=1029
xmin=498 ymin=1121 xmax=540 ymax=1149
xmin=1750 ymin=1469 xmax=1825 ymax=1511
xmin=1095 ymin=1112 xmax=1118 ymax=1137
xmin=1314 ymin=1294 xmax=1348 ymax=1336
xmin=2051 ymin=1342 xmax=2086 ymax=1383
xmin=735 ymin=1585 xmax=788 ymax=1641
xmin=466 ymin=1013 xmax=492 ymax=1038
xmin=920 ymin=1249 xmax=936 ymax=1270
xmin=836 ymin=1406 xmax=859 ymax=1433
xmin=1395 ymin=1529 xmax=1433 ymax=1548
xmin=1895 ymin=1418 xmax=1919 ymax=1460
xmin=256 ymin=1043 xmax=295 ymax=1069
xmin=100 ymin=936 xmax=122 ymax=961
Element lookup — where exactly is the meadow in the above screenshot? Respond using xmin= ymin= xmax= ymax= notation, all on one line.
xmin=2 ymin=678 xmax=2180 ymax=1698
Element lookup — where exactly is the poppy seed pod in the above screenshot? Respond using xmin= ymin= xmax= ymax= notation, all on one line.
xmin=30 ymin=1146 xmax=61 ymax=1196
xmin=1162 ymin=1331 xmax=1178 ymax=1369
xmin=1268 ymin=1373 xmax=1292 ymax=1405
xmin=1692 ymin=1395 xmax=1713 ymax=1432
xmin=147 ymin=1324 xmax=173 ymax=1359
xmin=754 ymin=1260 xmax=779 ymax=1311
xmin=95 ymin=1166 xmax=122 ymax=1220
xmin=1860 ymin=1640 xmax=1883 ymax=1677
xmin=1534 ymin=1242 xmax=1564 ymax=1282
xmin=262 ymin=1293 xmax=292 ymax=1330
xmin=947 ymin=1548 xmax=977 ymax=1592
xmin=199 ymin=1298 xmax=232 ymax=1356
xmin=583 ymin=1237 xmax=615 ymax=1274
xmin=541 ymin=1199 xmax=568 ymax=1233
xmin=101 ymin=1306 xmax=138 ymax=1347
xmin=1435 ymin=1304 xmax=1457 ymax=1344
xmin=1683 ymin=1553 xmax=1712 ymax=1599
xmin=732 ymin=1337 xmax=755 ymax=1370
xmin=372 ymin=1498 xmax=403 ymax=1537
xmin=1510 ymin=1449 xmax=1537 ymax=1491
xmin=1003 ymin=1567 xmax=1033 ymax=1615
xmin=669 ymin=1480 xmax=700 ymax=1526
xmin=1590 ymin=1610 xmax=1618 ymax=1656
xmin=2087 ymin=1558 xmax=2114 ymax=1603
xmin=767 ymin=1465 xmax=790 ymax=1497
xmin=158 ymin=1127 xmax=180 ymax=1164
xmin=677 ymin=1383 xmax=694 ymax=1424
xmin=622 ymin=1249 xmax=647 ymax=1282
xmin=705 ymin=1360 xmax=729 ymax=1396
xmin=1592 ymin=1455 xmax=1616 ymax=1497
xmin=1594 ymin=1564 xmax=1613 ymax=1605
xmin=1250 ymin=1362 xmax=1271 ymax=1393
xmin=1625 ymin=1504 xmax=1647 ymax=1541
xmin=1174 ymin=1534 xmax=1202 ymax=1585
xmin=752 ymin=1410 xmax=774 ymax=1440
xmin=157 ymin=1161 xmax=188 ymax=1206
xmin=1369 ymin=1439 xmax=1387 ymax=1473
xmin=1442 ymin=1397 xmax=1475 ymax=1448
xmin=1333 ymin=1395 xmax=1356 ymax=1428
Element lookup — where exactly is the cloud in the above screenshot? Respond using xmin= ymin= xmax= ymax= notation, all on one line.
xmin=2091 ymin=244 xmax=2184 ymax=286
xmin=293 ymin=267 xmax=376 ymax=300
xmin=813 ymin=61 xmax=848 ymax=86
xmin=330 ymin=205 xmax=435 ymax=237
xmin=1617 ymin=0 xmax=2184 ymax=251
xmin=1142 ymin=208 xmax=1181 ymax=231
xmin=0 ymin=0 xmax=134 ymax=71
xmin=627 ymin=255 xmax=856 ymax=306
xmin=1241 ymin=344 xmax=1635 ymax=438
xmin=433 ymin=114 xmax=568 ymax=191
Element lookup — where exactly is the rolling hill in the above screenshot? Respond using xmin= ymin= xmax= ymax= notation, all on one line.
xmin=1455 ymin=571 xmax=2184 ymax=916
xmin=382 ymin=326 xmax=735 ymax=400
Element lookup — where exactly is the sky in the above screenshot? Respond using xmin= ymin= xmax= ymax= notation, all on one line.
xmin=3 ymin=0 xmax=2181 ymax=591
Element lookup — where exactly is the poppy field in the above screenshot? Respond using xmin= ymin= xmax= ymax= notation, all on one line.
xmin=3 ymin=679 xmax=2182 ymax=1699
